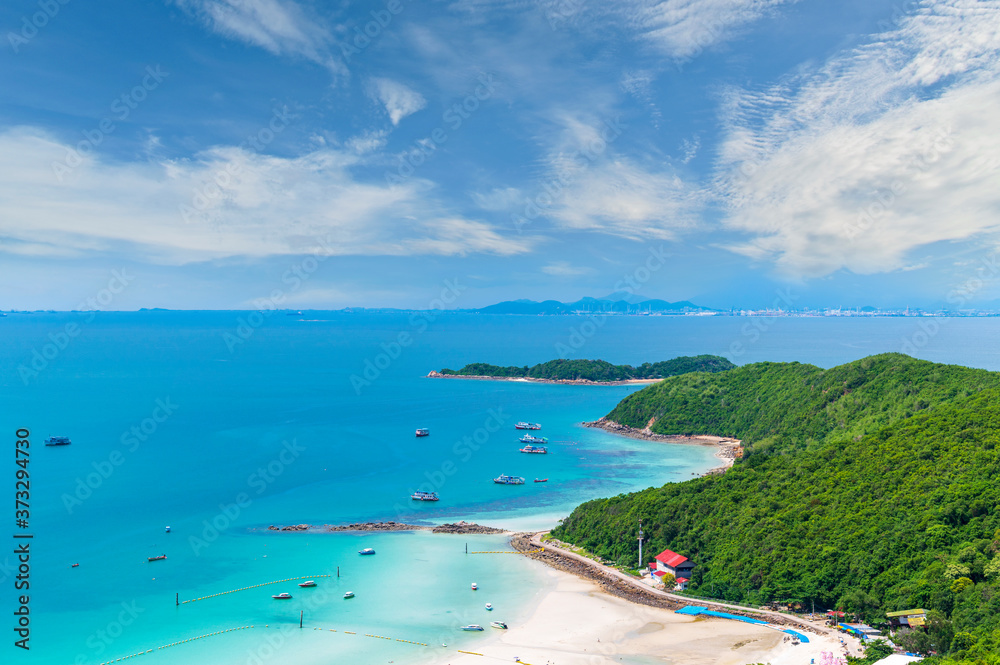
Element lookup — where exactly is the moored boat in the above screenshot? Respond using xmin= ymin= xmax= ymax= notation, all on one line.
xmin=485 ymin=603 xmax=493 ymax=611
xmin=518 ymin=434 xmax=547 ymax=444
xmin=359 ymin=548 xmax=376 ymax=555
xmin=460 ymin=625 xmax=484 ymax=631
xmin=493 ymin=474 xmax=525 ymax=485
xmin=411 ymin=490 xmax=439 ymax=501
xmin=415 ymin=428 xmax=430 ymax=437
xmin=44 ymin=436 xmax=71 ymax=446
xmin=298 ymin=580 xmax=317 ymax=587
xmin=343 ymin=591 xmax=355 ymax=598
xmin=519 ymin=445 xmax=547 ymax=454
xmin=534 ymin=478 xmax=548 ymax=482
xmin=471 ymin=582 xmax=478 ymax=590
xmin=490 ymin=621 xmax=508 ymax=629
xmin=147 ymin=554 xmax=167 ymax=562
xmin=272 ymin=592 xmax=292 ymax=599
xmin=514 ymin=422 xmax=541 ymax=430
xmin=165 ymin=526 xmax=171 ymax=533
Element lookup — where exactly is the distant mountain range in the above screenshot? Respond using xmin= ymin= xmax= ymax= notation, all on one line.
xmin=474 ymin=296 xmax=714 ymax=315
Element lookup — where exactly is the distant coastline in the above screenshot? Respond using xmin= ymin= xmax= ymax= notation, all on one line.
xmin=426 ymin=370 xmax=662 ymax=386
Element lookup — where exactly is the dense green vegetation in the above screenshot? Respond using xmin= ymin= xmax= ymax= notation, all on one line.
xmin=553 ymin=354 xmax=1000 ymax=664
xmin=439 ymin=355 xmax=735 ymax=382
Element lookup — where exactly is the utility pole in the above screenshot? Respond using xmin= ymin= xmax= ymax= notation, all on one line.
xmin=299 ymin=610 xmax=303 ymax=628
xmin=637 ymin=519 xmax=644 ymax=570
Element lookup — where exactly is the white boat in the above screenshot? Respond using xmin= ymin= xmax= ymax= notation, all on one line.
xmin=515 ymin=422 xmax=541 ymax=430
xmin=460 ymin=625 xmax=484 ymax=631
xmin=272 ymin=592 xmax=292 ymax=599
xmin=415 ymin=428 xmax=430 ymax=437
xmin=471 ymin=582 xmax=478 ymax=590
xmin=298 ymin=580 xmax=317 ymax=587
xmin=493 ymin=474 xmax=525 ymax=485
xmin=490 ymin=621 xmax=508 ymax=629
xmin=343 ymin=591 xmax=355 ymax=598
xmin=165 ymin=526 xmax=171 ymax=533
xmin=485 ymin=603 xmax=493 ymax=611
xmin=411 ymin=490 xmax=439 ymax=501
xmin=359 ymin=548 xmax=376 ymax=555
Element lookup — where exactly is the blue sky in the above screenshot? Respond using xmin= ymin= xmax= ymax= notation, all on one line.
xmin=1 ymin=0 xmax=998 ymax=310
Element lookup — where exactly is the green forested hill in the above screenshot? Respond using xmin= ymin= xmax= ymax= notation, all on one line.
xmin=439 ymin=355 xmax=735 ymax=382
xmin=553 ymin=354 xmax=1000 ymax=663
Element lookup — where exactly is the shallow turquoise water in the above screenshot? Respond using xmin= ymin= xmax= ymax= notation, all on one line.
xmin=4 ymin=311 xmax=999 ymax=664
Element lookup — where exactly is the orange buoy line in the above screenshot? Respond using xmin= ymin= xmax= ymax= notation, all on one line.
xmin=178 ymin=575 xmax=332 ymax=604
xmin=98 ymin=626 xmax=255 ymax=664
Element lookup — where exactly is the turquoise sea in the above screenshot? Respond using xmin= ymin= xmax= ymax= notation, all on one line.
xmin=4 ymin=311 xmax=1000 ymax=665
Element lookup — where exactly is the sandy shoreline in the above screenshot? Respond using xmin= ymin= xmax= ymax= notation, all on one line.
xmin=434 ymin=567 xmax=859 ymax=665
xmin=426 ymin=370 xmax=663 ymax=386
xmin=584 ymin=418 xmax=742 ymax=474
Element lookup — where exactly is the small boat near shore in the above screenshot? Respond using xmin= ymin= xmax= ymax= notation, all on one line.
xmin=460 ymin=625 xmax=484 ymax=631
xmin=411 ymin=490 xmax=439 ymax=501
xmin=518 ymin=434 xmax=547 ymax=444
xmin=519 ymin=445 xmax=547 ymax=454
xmin=493 ymin=474 xmax=525 ymax=485
xmin=147 ymin=554 xmax=167 ymax=562
xmin=298 ymin=580 xmax=317 ymax=587
xmin=485 ymin=603 xmax=493 ymax=611
xmin=515 ymin=422 xmax=541 ymax=430
xmin=490 ymin=621 xmax=508 ymax=629
xmin=343 ymin=591 xmax=355 ymax=599
xmin=359 ymin=547 xmax=376 ymax=555
xmin=45 ymin=436 xmax=71 ymax=446
xmin=272 ymin=592 xmax=292 ymax=599
xmin=415 ymin=428 xmax=430 ymax=437
xmin=471 ymin=582 xmax=478 ymax=590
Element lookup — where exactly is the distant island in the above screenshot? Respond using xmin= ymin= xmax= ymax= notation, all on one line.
xmin=474 ymin=296 xmax=715 ymax=315
xmin=554 ymin=353 xmax=1000 ymax=661
xmin=431 ymin=355 xmax=735 ymax=384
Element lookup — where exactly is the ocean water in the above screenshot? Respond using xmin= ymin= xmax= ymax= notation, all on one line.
xmin=3 ymin=311 xmax=999 ymax=665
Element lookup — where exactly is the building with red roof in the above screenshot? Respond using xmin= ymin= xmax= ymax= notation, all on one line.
xmin=654 ymin=549 xmax=695 ymax=579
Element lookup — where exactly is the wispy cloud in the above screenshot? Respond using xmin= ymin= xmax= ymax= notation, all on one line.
xmin=368 ymin=78 xmax=427 ymax=126
xmin=173 ymin=0 xmax=345 ymax=75
xmin=714 ymin=0 xmax=1000 ymax=278
xmin=541 ymin=261 xmax=593 ymax=276
xmin=0 ymin=128 xmax=530 ymax=263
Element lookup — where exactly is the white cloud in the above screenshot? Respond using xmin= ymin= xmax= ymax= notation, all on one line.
xmin=0 ymin=128 xmax=530 ymax=263
xmin=173 ymin=0 xmax=344 ymax=75
xmin=541 ymin=261 xmax=593 ymax=276
xmin=369 ymin=78 xmax=427 ymax=126
xmin=471 ymin=186 xmax=523 ymax=211
xmin=714 ymin=0 xmax=1000 ymax=278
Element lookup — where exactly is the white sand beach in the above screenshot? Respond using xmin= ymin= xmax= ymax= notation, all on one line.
xmin=437 ymin=568 xmax=859 ymax=665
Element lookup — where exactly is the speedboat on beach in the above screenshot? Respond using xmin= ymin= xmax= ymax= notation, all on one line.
xmin=359 ymin=547 xmax=376 ymax=555
xmin=298 ymin=580 xmax=317 ymax=587
xmin=490 ymin=621 xmax=508 ymax=629
xmin=460 ymin=625 xmax=484 ymax=631
xmin=343 ymin=591 xmax=355 ymax=598
xmin=272 ymin=593 xmax=292 ymax=599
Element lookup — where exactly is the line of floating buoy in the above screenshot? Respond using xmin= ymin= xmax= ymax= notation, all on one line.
xmin=457 ymin=650 xmax=484 ymax=656
xmin=310 ymin=626 xmax=427 ymax=646
xmin=99 ymin=626 xmax=255 ymax=664
xmin=178 ymin=575 xmax=331 ymax=603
